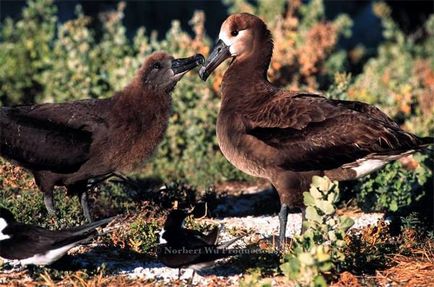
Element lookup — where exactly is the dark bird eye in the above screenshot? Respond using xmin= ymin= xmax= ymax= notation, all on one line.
xmin=231 ymin=30 xmax=239 ymax=36
xmin=153 ymin=62 xmax=161 ymax=70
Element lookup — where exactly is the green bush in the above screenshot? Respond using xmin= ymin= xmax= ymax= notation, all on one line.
xmin=0 ymin=0 xmax=246 ymax=186
xmin=348 ymin=3 xmax=434 ymax=136
xmin=356 ymin=155 xmax=431 ymax=212
xmin=280 ymin=176 xmax=354 ymax=286
xmin=0 ymin=0 xmax=433 ymax=206
xmin=0 ymin=0 xmax=56 ymax=104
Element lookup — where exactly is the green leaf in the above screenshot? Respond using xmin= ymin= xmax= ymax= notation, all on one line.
xmin=335 ymin=250 xmax=345 ymax=261
xmin=305 ymin=206 xmax=322 ymax=222
xmin=328 ymin=230 xmax=337 ymax=241
xmin=313 ymin=275 xmax=328 ymax=287
xmin=280 ymin=257 xmax=300 ymax=279
xmin=310 ymin=186 xmax=323 ymax=199
xmin=339 ymin=216 xmax=355 ymax=231
xmin=303 ymin=191 xmax=316 ymax=206
xmin=389 ymin=200 xmax=398 ymax=211
xmin=327 ymin=191 xmax=338 ymax=203
xmin=316 ymin=246 xmax=331 ymax=262
xmin=299 ymin=252 xmax=314 ymax=266
xmin=317 ymin=200 xmax=335 ymax=215
xmin=318 ymin=261 xmax=333 ymax=272
xmin=311 ymin=175 xmax=330 ymax=192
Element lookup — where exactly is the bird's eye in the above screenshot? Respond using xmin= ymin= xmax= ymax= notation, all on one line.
xmin=231 ymin=30 xmax=239 ymax=37
xmin=153 ymin=62 xmax=161 ymax=70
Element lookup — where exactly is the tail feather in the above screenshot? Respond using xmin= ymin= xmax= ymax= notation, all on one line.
xmin=217 ymin=235 xmax=245 ymax=249
xmin=191 ymin=247 xmax=260 ymax=266
xmin=419 ymin=136 xmax=434 ymax=147
xmin=51 ymin=216 xmax=116 ymax=249
xmin=69 ymin=216 xmax=116 ymax=237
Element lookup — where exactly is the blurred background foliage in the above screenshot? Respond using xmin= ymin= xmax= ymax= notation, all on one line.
xmin=0 ymin=0 xmax=433 ymax=217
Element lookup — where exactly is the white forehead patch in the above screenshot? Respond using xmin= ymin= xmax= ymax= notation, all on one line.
xmin=219 ymin=30 xmax=233 ymax=47
xmin=158 ymin=229 xmax=167 ymax=244
xmin=218 ymin=29 xmax=248 ymax=56
xmin=0 ymin=218 xmax=10 ymax=240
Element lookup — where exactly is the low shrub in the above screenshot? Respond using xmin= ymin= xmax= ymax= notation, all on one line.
xmin=356 ymin=154 xmax=431 ymax=213
xmin=280 ymin=176 xmax=354 ymax=286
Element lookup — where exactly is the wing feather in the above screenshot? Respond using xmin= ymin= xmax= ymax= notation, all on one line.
xmin=242 ymin=92 xmax=422 ymax=171
xmin=0 ymin=99 xmax=110 ymax=173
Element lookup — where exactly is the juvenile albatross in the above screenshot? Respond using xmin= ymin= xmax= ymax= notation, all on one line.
xmin=0 ymin=52 xmax=204 ymax=221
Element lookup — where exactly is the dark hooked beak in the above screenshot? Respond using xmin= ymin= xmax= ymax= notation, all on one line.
xmin=199 ymin=39 xmax=231 ymax=81
xmin=171 ymin=54 xmax=205 ymax=76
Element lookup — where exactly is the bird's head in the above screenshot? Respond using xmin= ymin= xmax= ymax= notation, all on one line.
xmin=199 ymin=13 xmax=272 ymax=81
xmin=0 ymin=208 xmax=15 ymax=240
xmin=0 ymin=208 xmax=15 ymax=224
xmin=163 ymin=209 xmax=191 ymax=231
xmin=137 ymin=52 xmax=204 ymax=93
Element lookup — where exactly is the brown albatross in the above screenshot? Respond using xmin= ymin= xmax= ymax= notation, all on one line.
xmin=198 ymin=13 xmax=433 ymax=247
xmin=1 ymin=52 xmax=204 ymax=221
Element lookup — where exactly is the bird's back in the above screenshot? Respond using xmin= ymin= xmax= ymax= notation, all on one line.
xmin=0 ymin=99 xmax=111 ymax=173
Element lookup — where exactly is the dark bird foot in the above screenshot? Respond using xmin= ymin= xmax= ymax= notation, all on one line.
xmin=278 ymin=204 xmax=289 ymax=250
xmin=80 ymin=191 xmax=93 ymax=222
xmin=43 ymin=192 xmax=56 ymax=215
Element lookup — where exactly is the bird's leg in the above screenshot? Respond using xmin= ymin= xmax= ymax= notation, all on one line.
xmin=68 ymin=181 xmax=92 ymax=222
xmin=80 ymin=190 xmax=92 ymax=222
xmin=43 ymin=190 xmax=56 ymax=215
xmin=278 ymin=204 xmax=289 ymax=250
xmin=34 ymin=174 xmax=56 ymax=215
xmin=188 ymin=270 xmax=196 ymax=286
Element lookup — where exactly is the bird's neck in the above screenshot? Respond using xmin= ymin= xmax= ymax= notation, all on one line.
xmin=112 ymin=84 xmax=172 ymax=124
xmin=221 ymin=41 xmax=274 ymax=106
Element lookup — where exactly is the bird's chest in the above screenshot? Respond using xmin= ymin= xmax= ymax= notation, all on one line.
xmin=216 ymin=115 xmax=266 ymax=178
xmin=110 ymin=111 xmax=170 ymax=171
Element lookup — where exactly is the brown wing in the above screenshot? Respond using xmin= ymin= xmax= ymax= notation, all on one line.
xmin=0 ymin=99 xmax=111 ymax=173
xmin=13 ymin=99 xmax=111 ymax=132
xmin=242 ymin=92 xmax=422 ymax=172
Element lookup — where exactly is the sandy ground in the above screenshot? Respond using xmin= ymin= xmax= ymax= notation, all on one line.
xmin=110 ymin=212 xmax=383 ymax=285
xmin=1 ymin=184 xmax=384 ymax=286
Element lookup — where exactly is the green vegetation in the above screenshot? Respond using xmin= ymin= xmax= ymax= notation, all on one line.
xmin=0 ymin=0 xmax=433 ymax=285
xmin=237 ymin=177 xmax=433 ymax=287
xmin=1 ymin=0 xmax=432 ymax=190
xmin=280 ymin=176 xmax=354 ymax=286
xmin=356 ymin=155 xmax=431 ymax=212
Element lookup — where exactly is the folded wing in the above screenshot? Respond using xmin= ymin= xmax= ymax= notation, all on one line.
xmin=242 ymin=92 xmax=426 ymax=172
xmin=0 ymin=99 xmax=110 ymax=173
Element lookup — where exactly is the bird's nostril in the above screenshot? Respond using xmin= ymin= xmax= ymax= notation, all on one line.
xmin=217 ymin=48 xmax=222 ymax=52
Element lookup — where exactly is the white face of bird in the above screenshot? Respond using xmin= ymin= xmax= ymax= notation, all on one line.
xmin=199 ymin=13 xmax=262 ymax=80
xmin=0 ymin=218 xmax=11 ymax=240
xmin=218 ymin=26 xmax=254 ymax=60
xmin=158 ymin=229 xmax=167 ymax=244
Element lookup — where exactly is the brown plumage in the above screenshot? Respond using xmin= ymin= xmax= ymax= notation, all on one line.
xmin=1 ymin=52 xmax=204 ymax=221
xmin=199 ymin=13 xmax=433 ymax=247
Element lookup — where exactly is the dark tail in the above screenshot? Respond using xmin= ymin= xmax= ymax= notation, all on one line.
xmin=69 ymin=216 xmax=116 ymax=236
xmin=416 ymin=136 xmax=434 ymax=153
xmin=200 ymin=247 xmax=263 ymax=263
xmin=420 ymin=136 xmax=434 ymax=147
xmin=52 ymin=216 xmax=116 ymax=249
xmin=217 ymin=235 xmax=245 ymax=249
